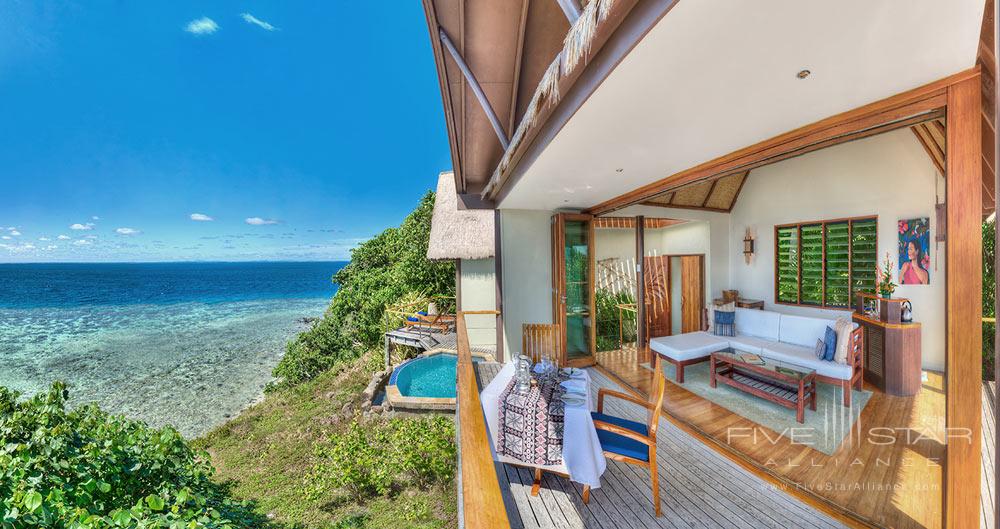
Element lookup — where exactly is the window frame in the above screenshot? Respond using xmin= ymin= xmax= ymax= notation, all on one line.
xmin=772 ymin=215 xmax=878 ymax=309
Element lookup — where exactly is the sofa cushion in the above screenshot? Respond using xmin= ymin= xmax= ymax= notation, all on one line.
xmin=650 ymin=332 xmax=729 ymax=362
xmin=762 ymin=342 xmax=853 ymax=380
xmin=778 ymin=314 xmax=837 ymax=348
xmin=734 ymin=308 xmax=780 ymax=341
xmin=823 ymin=326 xmax=838 ymax=361
xmin=726 ymin=335 xmax=774 ymax=355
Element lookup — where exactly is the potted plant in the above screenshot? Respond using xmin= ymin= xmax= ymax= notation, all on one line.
xmin=875 ymin=252 xmax=897 ymax=299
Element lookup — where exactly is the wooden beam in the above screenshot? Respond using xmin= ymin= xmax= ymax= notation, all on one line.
xmin=439 ymin=27 xmax=510 ymax=150
xmin=912 ymin=125 xmax=946 ymax=175
xmin=635 ymin=216 xmax=646 ymax=358
xmin=587 ymin=68 xmax=979 ymax=215
xmin=494 ymin=210 xmax=504 ymax=361
xmin=508 ymin=1 xmax=530 ymax=135
xmin=728 ymin=170 xmax=751 ymax=211
xmin=421 ymin=0 xmax=464 ymax=193
xmin=944 ymin=74 xmax=983 ymax=529
xmin=455 ymin=311 xmax=509 ymax=529
xmin=700 ymin=178 xmax=719 ymax=208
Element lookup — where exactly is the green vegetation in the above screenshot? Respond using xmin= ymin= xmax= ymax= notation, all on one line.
xmin=595 ymin=288 xmax=636 ymax=352
xmin=195 ymin=354 xmax=457 ymax=528
xmin=309 ymin=416 xmax=456 ymax=501
xmin=0 ymin=382 xmax=263 ymax=528
xmin=273 ymin=191 xmax=455 ymax=388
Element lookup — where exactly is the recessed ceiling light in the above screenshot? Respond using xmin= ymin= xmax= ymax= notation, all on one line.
xmin=797 ymin=69 xmax=811 ymax=79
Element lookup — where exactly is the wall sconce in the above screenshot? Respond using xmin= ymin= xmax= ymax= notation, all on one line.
xmin=743 ymin=228 xmax=755 ymax=265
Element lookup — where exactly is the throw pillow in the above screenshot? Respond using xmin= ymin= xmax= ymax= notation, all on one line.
xmin=814 ymin=338 xmax=826 ymax=359
xmin=713 ymin=309 xmax=736 ymax=337
xmin=823 ymin=326 xmax=838 ymax=361
xmin=833 ymin=318 xmax=853 ymax=364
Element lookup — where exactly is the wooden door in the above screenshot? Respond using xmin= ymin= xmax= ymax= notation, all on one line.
xmin=551 ymin=213 xmax=596 ymax=367
xmin=643 ymin=256 xmax=671 ymax=339
xmin=680 ymin=255 xmax=705 ymax=333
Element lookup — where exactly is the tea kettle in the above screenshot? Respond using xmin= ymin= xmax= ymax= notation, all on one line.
xmin=901 ymin=300 xmax=913 ymax=323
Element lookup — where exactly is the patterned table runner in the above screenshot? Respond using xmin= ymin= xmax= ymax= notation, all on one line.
xmin=496 ymin=374 xmax=567 ymax=466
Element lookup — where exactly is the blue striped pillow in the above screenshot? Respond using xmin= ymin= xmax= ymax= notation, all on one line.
xmin=713 ymin=310 xmax=735 ymax=337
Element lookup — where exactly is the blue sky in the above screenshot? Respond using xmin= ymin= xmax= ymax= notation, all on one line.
xmin=0 ymin=1 xmax=451 ymax=262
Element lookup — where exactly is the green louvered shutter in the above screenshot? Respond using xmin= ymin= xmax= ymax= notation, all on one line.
xmin=800 ymin=224 xmax=824 ymax=305
xmin=824 ymin=222 xmax=851 ymax=307
xmin=776 ymin=226 xmax=799 ymax=303
xmin=850 ymin=218 xmax=878 ymax=299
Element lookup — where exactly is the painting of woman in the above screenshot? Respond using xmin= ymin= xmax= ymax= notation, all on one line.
xmin=898 ymin=218 xmax=930 ymax=285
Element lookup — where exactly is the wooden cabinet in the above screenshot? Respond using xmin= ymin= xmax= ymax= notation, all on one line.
xmin=852 ymin=313 xmax=922 ymax=396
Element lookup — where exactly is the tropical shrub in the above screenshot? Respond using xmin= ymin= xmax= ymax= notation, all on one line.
xmin=310 ymin=416 xmax=456 ymax=502
xmin=595 ymin=288 xmax=637 ymax=352
xmin=0 ymin=382 xmax=262 ymax=528
xmin=274 ymin=191 xmax=455 ymax=387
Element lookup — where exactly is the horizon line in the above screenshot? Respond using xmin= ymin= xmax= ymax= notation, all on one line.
xmin=0 ymin=259 xmax=352 ymax=265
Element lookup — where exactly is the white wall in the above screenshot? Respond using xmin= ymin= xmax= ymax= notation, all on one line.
xmin=499 ymin=209 xmax=554 ymax=360
xmin=459 ymin=258 xmax=497 ymax=351
xmin=729 ymin=128 xmax=945 ymax=370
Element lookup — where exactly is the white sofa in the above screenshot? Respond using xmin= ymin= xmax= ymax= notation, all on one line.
xmin=650 ymin=308 xmax=863 ymax=406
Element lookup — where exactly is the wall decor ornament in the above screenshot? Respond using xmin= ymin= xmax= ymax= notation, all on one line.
xmin=898 ymin=218 xmax=930 ymax=285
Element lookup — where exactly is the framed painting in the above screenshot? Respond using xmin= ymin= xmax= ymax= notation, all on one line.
xmin=898 ymin=218 xmax=930 ymax=285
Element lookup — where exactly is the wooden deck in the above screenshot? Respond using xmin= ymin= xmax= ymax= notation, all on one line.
xmin=474 ymin=362 xmax=849 ymax=528
xmin=982 ymin=381 xmax=996 ymax=529
xmin=594 ymin=347 xmax=998 ymax=529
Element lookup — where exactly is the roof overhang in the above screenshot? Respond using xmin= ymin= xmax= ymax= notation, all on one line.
xmin=427 ymin=172 xmax=495 ymax=261
xmin=491 ymin=0 xmax=984 ymax=212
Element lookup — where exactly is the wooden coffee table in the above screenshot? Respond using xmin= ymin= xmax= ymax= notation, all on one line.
xmin=709 ymin=349 xmax=817 ymax=423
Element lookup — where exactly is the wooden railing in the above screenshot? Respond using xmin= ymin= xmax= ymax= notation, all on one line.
xmin=455 ymin=310 xmax=509 ymax=528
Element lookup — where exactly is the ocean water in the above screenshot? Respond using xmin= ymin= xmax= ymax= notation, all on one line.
xmin=0 ymin=262 xmax=344 ymax=438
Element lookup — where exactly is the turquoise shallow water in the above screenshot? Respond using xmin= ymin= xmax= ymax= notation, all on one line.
xmin=0 ymin=298 xmax=330 ymax=438
xmin=0 ymin=261 xmax=343 ymax=438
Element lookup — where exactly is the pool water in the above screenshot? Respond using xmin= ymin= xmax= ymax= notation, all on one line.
xmin=391 ymin=353 xmax=474 ymax=398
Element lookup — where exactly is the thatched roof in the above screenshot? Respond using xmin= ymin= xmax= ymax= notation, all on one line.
xmin=427 ymin=172 xmax=495 ymax=261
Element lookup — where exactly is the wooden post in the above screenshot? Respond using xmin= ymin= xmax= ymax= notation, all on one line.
xmin=636 ymin=215 xmax=646 ymax=364
xmin=945 ymin=73 xmax=983 ymax=529
xmin=992 ymin=3 xmax=999 ymax=524
xmin=494 ymin=210 xmax=505 ymax=362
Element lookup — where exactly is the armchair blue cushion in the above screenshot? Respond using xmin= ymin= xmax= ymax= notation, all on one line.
xmin=591 ymin=412 xmax=650 ymax=462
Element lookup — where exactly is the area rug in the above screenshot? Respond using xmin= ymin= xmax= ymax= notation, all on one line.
xmin=640 ymin=361 xmax=872 ymax=455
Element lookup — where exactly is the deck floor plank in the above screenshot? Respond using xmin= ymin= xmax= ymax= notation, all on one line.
xmin=473 ymin=362 xmax=850 ymax=528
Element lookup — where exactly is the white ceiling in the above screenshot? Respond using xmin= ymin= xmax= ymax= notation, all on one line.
xmin=499 ymin=0 xmax=982 ymax=210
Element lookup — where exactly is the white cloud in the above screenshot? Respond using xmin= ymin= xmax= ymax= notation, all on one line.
xmin=8 ymin=230 xmax=19 ymax=236
xmin=245 ymin=217 xmax=279 ymax=226
xmin=57 ymin=235 xmax=71 ymax=240
xmin=91 ymin=216 xmax=100 ymax=220
xmin=115 ymin=227 xmax=141 ymax=236
xmin=84 ymin=235 xmax=98 ymax=240
xmin=240 ymin=13 xmax=276 ymax=31
xmin=1 ymin=236 xmax=9 ymax=240
xmin=190 ymin=213 xmax=214 ymax=222
xmin=45 ymin=245 xmax=57 ymax=251
xmin=38 ymin=237 xmax=49 ymax=241
xmin=185 ymin=17 xmax=219 ymax=35
xmin=70 ymin=223 xmax=94 ymax=230
xmin=73 ymin=239 xmax=91 ymax=246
